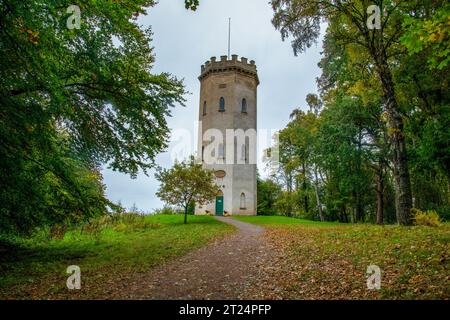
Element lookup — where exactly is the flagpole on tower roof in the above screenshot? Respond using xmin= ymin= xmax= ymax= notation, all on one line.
xmin=228 ymin=18 xmax=231 ymax=59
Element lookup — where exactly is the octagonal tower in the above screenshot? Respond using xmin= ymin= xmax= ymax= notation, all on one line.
xmin=195 ymin=55 xmax=259 ymax=216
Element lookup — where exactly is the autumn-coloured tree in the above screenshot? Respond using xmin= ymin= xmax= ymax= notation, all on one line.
xmin=265 ymin=0 xmax=449 ymax=224
xmin=270 ymin=0 xmax=418 ymax=224
xmin=155 ymin=157 xmax=219 ymax=224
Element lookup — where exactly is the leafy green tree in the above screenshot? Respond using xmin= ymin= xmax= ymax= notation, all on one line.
xmin=155 ymin=158 xmax=219 ymax=224
xmin=268 ymin=0 xmax=449 ymax=225
xmin=316 ymin=95 xmax=376 ymax=222
xmin=269 ymin=0 xmax=440 ymax=224
xmin=283 ymin=107 xmax=322 ymax=219
xmin=1 ymin=0 xmax=186 ymax=175
xmin=0 ymin=131 xmax=111 ymax=234
xmin=401 ymin=3 xmax=450 ymax=70
xmin=274 ymin=191 xmax=298 ymax=217
xmin=257 ymin=176 xmax=282 ymax=215
xmin=395 ymin=5 xmax=450 ymax=219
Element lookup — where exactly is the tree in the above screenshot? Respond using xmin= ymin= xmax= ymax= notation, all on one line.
xmin=284 ymin=107 xmax=322 ymax=220
xmin=401 ymin=3 xmax=450 ymax=70
xmin=316 ymin=94 xmax=376 ymax=223
xmin=267 ymin=1 xmax=448 ymax=224
xmin=274 ymin=191 xmax=298 ymax=217
xmin=155 ymin=157 xmax=219 ymax=224
xmin=269 ymin=0 xmax=443 ymax=224
xmin=257 ymin=176 xmax=282 ymax=215
xmin=0 ymin=1 xmax=190 ymax=234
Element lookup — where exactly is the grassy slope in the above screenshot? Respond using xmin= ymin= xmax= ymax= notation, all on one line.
xmin=233 ymin=215 xmax=450 ymax=299
xmin=0 ymin=215 xmax=234 ymax=299
xmin=233 ymin=215 xmax=340 ymax=226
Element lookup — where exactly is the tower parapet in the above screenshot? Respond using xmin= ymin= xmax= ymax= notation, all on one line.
xmin=199 ymin=55 xmax=259 ymax=85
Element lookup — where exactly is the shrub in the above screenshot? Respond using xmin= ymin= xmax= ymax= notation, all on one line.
xmin=153 ymin=206 xmax=176 ymax=215
xmin=114 ymin=213 xmax=160 ymax=232
xmin=412 ymin=208 xmax=442 ymax=227
xmin=274 ymin=191 xmax=299 ymax=216
xmin=80 ymin=213 xmax=160 ymax=235
xmin=114 ymin=222 xmax=127 ymax=233
xmin=49 ymin=224 xmax=68 ymax=240
xmin=433 ymin=205 xmax=450 ymax=222
xmin=81 ymin=218 xmax=104 ymax=242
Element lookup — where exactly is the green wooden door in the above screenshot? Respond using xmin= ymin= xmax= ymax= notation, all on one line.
xmin=215 ymin=196 xmax=224 ymax=216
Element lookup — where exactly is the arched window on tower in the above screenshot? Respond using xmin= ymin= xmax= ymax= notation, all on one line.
xmin=203 ymin=101 xmax=207 ymax=115
xmin=241 ymin=98 xmax=247 ymax=113
xmin=240 ymin=193 xmax=246 ymax=209
xmin=219 ymin=97 xmax=225 ymax=112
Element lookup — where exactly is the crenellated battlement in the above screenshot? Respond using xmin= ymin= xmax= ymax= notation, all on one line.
xmin=199 ymin=55 xmax=259 ymax=84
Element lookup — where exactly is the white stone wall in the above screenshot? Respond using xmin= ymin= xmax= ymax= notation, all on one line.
xmin=195 ymin=56 xmax=258 ymax=216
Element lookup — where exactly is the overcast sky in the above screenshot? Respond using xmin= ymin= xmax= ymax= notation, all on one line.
xmin=102 ymin=0 xmax=325 ymax=212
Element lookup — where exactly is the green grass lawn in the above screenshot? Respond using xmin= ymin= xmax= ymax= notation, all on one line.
xmin=234 ymin=215 xmax=450 ymax=299
xmin=0 ymin=215 xmax=234 ymax=299
xmin=233 ymin=215 xmax=340 ymax=226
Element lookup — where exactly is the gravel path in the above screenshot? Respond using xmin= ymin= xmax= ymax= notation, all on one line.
xmin=125 ymin=217 xmax=278 ymax=300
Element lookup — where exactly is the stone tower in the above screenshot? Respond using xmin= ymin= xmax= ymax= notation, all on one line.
xmin=195 ymin=55 xmax=259 ymax=216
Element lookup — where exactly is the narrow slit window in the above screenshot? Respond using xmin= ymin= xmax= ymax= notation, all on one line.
xmin=219 ymin=97 xmax=225 ymax=112
xmin=241 ymin=98 xmax=247 ymax=113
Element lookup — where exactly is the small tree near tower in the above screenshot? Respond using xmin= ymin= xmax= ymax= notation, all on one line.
xmin=155 ymin=157 xmax=219 ymax=224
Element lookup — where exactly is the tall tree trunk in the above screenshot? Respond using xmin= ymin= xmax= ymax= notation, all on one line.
xmin=354 ymin=131 xmax=364 ymax=222
xmin=286 ymin=172 xmax=292 ymax=193
xmin=314 ymin=166 xmax=325 ymax=222
xmin=354 ymin=191 xmax=364 ymax=222
xmin=350 ymin=206 xmax=355 ymax=224
xmin=343 ymin=205 xmax=348 ymax=223
xmin=340 ymin=203 xmax=348 ymax=223
xmin=376 ymin=165 xmax=384 ymax=225
xmin=304 ymin=194 xmax=309 ymax=214
xmin=184 ymin=206 xmax=188 ymax=224
xmin=447 ymin=176 xmax=450 ymax=204
xmin=374 ymin=54 xmax=413 ymax=225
